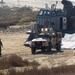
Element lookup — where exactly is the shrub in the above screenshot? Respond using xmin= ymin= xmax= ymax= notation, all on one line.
xmin=0 ymin=54 xmax=40 ymax=70
xmin=0 ymin=56 xmax=10 ymax=69
xmin=0 ymin=54 xmax=24 ymax=69
xmin=0 ymin=73 xmax=4 ymax=75
xmin=9 ymin=54 xmax=24 ymax=67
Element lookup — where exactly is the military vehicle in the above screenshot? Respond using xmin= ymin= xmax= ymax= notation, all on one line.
xmin=30 ymin=28 xmax=62 ymax=54
xmin=24 ymin=0 xmax=75 ymax=54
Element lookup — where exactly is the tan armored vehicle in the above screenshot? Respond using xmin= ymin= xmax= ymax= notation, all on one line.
xmin=30 ymin=28 xmax=62 ymax=54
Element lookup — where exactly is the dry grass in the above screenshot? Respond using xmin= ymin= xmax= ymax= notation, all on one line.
xmin=0 ymin=50 xmax=75 ymax=75
xmin=0 ymin=6 xmax=37 ymax=27
xmin=1 ymin=65 xmax=75 ymax=75
xmin=23 ymin=60 xmax=40 ymax=67
xmin=8 ymin=54 xmax=24 ymax=67
xmin=0 ymin=54 xmax=40 ymax=70
xmin=0 ymin=73 xmax=3 ymax=75
xmin=0 ymin=56 xmax=10 ymax=69
xmin=0 ymin=54 xmax=24 ymax=69
xmin=51 ymin=65 xmax=75 ymax=75
xmin=29 ymin=60 xmax=40 ymax=67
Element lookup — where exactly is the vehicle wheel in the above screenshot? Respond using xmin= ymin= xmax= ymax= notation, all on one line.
xmin=56 ymin=43 xmax=61 ymax=51
xmin=47 ymin=42 xmax=51 ymax=52
xmin=31 ymin=47 xmax=36 ymax=54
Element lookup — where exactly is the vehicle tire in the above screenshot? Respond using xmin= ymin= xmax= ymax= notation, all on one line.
xmin=47 ymin=42 xmax=51 ymax=52
xmin=56 ymin=43 xmax=61 ymax=51
xmin=31 ymin=47 xmax=36 ymax=54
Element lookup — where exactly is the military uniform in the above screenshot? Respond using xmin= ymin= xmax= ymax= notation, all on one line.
xmin=0 ymin=40 xmax=3 ymax=56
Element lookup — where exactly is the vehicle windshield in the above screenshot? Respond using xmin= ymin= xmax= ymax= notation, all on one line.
xmin=39 ymin=10 xmax=50 ymax=16
xmin=39 ymin=10 xmax=43 ymax=15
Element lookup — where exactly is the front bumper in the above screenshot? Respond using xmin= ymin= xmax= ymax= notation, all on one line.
xmin=31 ymin=41 xmax=49 ymax=49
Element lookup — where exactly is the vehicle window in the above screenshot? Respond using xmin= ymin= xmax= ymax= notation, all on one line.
xmin=47 ymin=11 xmax=50 ymax=15
xmin=39 ymin=10 xmax=43 ymax=15
xmin=43 ymin=11 xmax=47 ymax=15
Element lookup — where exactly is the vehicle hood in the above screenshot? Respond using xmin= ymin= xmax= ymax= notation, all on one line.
xmin=32 ymin=38 xmax=47 ymax=42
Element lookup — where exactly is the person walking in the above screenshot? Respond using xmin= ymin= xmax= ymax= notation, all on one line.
xmin=0 ymin=39 xmax=3 ymax=56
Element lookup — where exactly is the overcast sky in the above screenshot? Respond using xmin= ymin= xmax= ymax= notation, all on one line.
xmin=1 ymin=0 xmax=75 ymax=9
xmin=3 ymin=0 xmax=75 ymax=3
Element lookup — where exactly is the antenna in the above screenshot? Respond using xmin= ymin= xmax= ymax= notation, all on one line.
xmin=45 ymin=3 xmax=48 ymax=9
xmin=51 ymin=4 xmax=56 ymax=10
xmin=56 ymin=1 xmax=58 ymax=5
xmin=0 ymin=0 xmax=5 ymax=7
xmin=56 ymin=1 xmax=58 ymax=8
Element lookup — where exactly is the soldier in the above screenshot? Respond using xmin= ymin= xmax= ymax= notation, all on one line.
xmin=0 ymin=39 xmax=3 ymax=56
